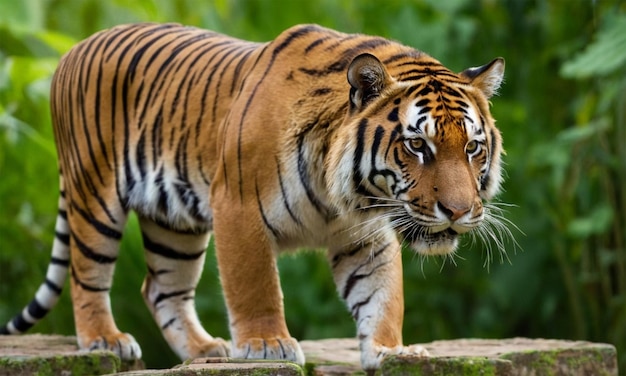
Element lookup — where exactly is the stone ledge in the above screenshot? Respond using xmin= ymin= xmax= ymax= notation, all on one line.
xmin=0 ymin=334 xmax=141 ymax=376
xmin=0 ymin=335 xmax=618 ymax=375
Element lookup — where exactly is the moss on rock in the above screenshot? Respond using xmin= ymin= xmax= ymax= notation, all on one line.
xmin=0 ymin=350 xmax=120 ymax=376
xmin=500 ymin=344 xmax=618 ymax=376
xmin=379 ymin=355 xmax=513 ymax=376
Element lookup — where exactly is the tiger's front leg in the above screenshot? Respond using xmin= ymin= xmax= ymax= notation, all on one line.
xmin=212 ymin=203 xmax=305 ymax=365
xmin=329 ymin=237 xmax=429 ymax=370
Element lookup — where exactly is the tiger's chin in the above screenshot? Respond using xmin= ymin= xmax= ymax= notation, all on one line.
xmin=401 ymin=227 xmax=460 ymax=256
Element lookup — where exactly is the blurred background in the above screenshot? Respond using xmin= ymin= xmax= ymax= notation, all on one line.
xmin=0 ymin=0 xmax=624 ymax=370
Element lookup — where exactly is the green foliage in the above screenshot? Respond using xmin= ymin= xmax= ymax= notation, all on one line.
xmin=0 ymin=0 xmax=624 ymax=370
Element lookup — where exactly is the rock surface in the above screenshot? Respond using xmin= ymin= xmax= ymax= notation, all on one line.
xmin=0 ymin=335 xmax=618 ymax=375
xmin=0 ymin=334 xmax=141 ymax=376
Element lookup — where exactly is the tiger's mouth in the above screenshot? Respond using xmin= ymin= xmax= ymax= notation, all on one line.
xmin=399 ymin=225 xmax=460 ymax=255
xmin=401 ymin=226 xmax=458 ymax=243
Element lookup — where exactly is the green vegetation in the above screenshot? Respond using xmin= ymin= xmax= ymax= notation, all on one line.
xmin=1 ymin=0 xmax=624 ymax=371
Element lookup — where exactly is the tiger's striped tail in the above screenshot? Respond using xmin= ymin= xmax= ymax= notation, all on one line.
xmin=0 ymin=176 xmax=70 ymax=334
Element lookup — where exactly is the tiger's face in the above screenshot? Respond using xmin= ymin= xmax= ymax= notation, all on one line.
xmin=327 ymin=53 xmax=505 ymax=256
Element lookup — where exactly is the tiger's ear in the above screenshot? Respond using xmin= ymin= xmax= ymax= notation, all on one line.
xmin=460 ymin=58 xmax=505 ymax=99
xmin=347 ymin=53 xmax=391 ymax=111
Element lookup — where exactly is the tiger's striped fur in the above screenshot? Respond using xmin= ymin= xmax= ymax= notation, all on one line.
xmin=1 ymin=23 xmax=505 ymax=369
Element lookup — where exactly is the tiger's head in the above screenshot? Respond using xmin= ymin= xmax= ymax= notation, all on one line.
xmin=326 ymin=53 xmax=505 ymax=256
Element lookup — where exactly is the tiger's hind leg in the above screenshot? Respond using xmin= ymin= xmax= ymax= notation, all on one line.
xmin=138 ymin=217 xmax=229 ymax=360
xmin=67 ymin=193 xmax=141 ymax=360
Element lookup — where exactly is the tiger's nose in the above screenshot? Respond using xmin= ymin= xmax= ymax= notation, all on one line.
xmin=437 ymin=201 xmax=471 ymax=221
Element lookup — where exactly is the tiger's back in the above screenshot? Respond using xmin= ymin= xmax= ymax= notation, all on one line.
xmin=52 ymin=23 xmax=264 ymax=233
xmin=3 ymin=23 xmax=506 ymax=370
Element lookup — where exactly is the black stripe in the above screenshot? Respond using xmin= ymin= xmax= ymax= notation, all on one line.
xmin=352 ymin=119 xmax=377 ymax=198
xmin=401 ymin=73 xmax=461 ymax=83
xmin=11 ymin=314 xmax=33 ymax=332
xmin=299 ymin=59 xmax=348 ymax=77
xmin=332 ymin=244 xmax=369 ymax=269
xmin=152 ymin=109 xmax=163 ymax=170
xmin=344 ymin=38 xmax=390 ymax=57
xmin=55 ymin=231 xmax=70 ymax=245
xmin=370 ymin=125 xmax=384 ymax=167
xmin=398 ymin=67 xmax=451 ymax=79
xmin=256 ymin=181 xmax=280 ymax=239
xmin=50 ymin=257 xmax=70 ymax=267
xmin=322 ymin=34 xmax=358 ymax=52
xmin=387 ymin=107 xmax=399 ymax=122
xmin=147 ymin=265 xmax=172 ymax=276
xmin=136 ymin=128 xmax=147 ymax=179
xmin=482 ymin=129 xmax=497 ymax=191
xmin=156 ymin=169 xmax=170 ymax=216
xmin=142 ymin=233 xmax=205 ymax=260
xmin=414 ymin=98 xmax=430 ymax=108
xmin=311 ymin=87 xmax=333 ymax=96
xmin=304 ymin=36 xmax=330 ymax=53
xmin=350 ymin=289 xmax=378 ymax=322
xmin=174 ymin=135 xmax=190 ymax=182
xmin=367 ymin=126 xmax=397 ymax=195
xmin=296 ymin=135 xmax=330 ymax=218
xmin=27 ymin=299 xmax=48 ymax=320
xmin=273 ymin=25 xmax=319 ymax=57
xmin=342 ymin=244 xmax=390 ymax=299
xmin=152 ymin=216 xmax=208 ymax=235
xmin=72 ymin=231 xmax=117 ymax=264
xmin=385 ymin=124 xmax=402 ymax=161
xmin=161 ymin=317 xmax=176 ymax=330
xmin=70 ymin=268 xmax=110 ymax=292
xmin=72 ymin=203 xmax=122 ymax=240
xmin=382 ymin=51 xmax=423 ymax=65
xmin=58 ymin=209 xmax=67 ymax=220
xmin=45 ymin=278 xmax=63 ymax=295
xmin=276 ymin=158 xmax=302 ymax=226
xmin=154 ymin=289 xmax=192 ymax=305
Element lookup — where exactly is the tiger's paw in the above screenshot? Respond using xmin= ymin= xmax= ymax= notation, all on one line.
xmin=81 ymin=332 xmax=142 ymax=360
xmin=361 ymin=343 xmax=429 ymax=370
xmin=189 ymin=337 xmax=231 ymax=358
xmin=232 ymin=337 xmax=305 ymax=365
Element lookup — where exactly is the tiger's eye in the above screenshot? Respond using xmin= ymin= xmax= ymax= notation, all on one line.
xmin=466 ymin=140 xmax=479 ymax=154
xmin=408 ymin=138 xmax=425 ymax=153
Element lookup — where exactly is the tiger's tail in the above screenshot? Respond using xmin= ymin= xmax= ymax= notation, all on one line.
xmin=0 ymin=175 xmax=70 ymax=334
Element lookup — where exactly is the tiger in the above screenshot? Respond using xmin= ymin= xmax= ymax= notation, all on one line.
xmin=0 ymin=23 xmax=505 ymax=370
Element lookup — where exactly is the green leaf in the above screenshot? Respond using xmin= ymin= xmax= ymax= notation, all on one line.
xmin=556 ymin=117 xmax=611 ymax=144
xmin=567 ymin=204 xmax=614 ymax=238
xmin=561 ymin=14 xmax=626 ymax=78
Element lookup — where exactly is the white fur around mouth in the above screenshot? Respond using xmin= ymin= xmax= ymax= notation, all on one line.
xmin=399 ymin=225 xmax=460 ymax=255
